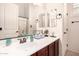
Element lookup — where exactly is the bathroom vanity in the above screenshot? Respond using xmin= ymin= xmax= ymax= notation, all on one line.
xmin=0 ymin=37 xmax=59 ymax=56
xmin=31 ymin=39 xmax=59 ymax=56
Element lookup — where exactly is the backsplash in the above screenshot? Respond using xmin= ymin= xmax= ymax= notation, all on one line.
xmin=0 ymin=36 xmax=34 ymax=47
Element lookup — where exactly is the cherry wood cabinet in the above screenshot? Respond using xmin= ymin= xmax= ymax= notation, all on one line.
xmin=37 ymin=46 xmax=48 ymax=56
xmin=31 ymin=52 xmax=37 ymax=56
xmin=48 ymin=42 xmax=55 ymax=56
xmin=54 ymin=39 xmax=59 ymax=56
xmin=48 ymin=39 xmax=59 ymax=56
xmin=31 ymin=39 xmax=59 ymax=56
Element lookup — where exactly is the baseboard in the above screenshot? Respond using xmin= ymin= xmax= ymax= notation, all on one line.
xmin=68 ymin=49 xmax=79 ymax=54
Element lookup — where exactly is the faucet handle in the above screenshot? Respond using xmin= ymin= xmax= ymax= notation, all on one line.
xmin=17 ymin=38 xmax=27 ymax=44
xmin=23 ymin=38 xmax=27 ymax=42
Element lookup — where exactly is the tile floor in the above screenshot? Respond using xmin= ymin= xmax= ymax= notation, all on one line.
xmin=65 ymin=50 xmax=79 ymax=56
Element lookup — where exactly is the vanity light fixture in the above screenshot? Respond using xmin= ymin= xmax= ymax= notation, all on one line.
xmin=53 ymin=8 xmax=62 ymax=19
xmin=56 ymin=13 xmax=62 ymax=19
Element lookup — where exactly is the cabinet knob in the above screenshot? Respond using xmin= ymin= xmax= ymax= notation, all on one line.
xmin=64 ymin=32 xmax=67 ymax=34
xmin=0 ymin=27 xmax=2 ymax=31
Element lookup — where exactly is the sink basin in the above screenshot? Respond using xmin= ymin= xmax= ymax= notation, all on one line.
xmin=33 ymin=34 xmax=44 ymax=39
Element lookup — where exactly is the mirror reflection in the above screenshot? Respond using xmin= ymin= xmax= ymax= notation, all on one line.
xmin=0 ymin=3 xmax=62 ymax=39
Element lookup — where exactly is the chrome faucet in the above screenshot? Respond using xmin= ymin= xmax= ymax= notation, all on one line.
xmin=18 ymin=37 xmax=27 ymax=44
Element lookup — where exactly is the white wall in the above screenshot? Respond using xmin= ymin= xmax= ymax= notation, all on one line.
xmin=62 ymin=4 xmax=68 ymax=55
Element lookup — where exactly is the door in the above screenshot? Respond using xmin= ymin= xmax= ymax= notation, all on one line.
xmin=68 ymin=4 xmax=79 ymax=53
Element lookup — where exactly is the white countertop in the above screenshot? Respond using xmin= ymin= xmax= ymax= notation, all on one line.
xmin=0 ymin=37 xmax=59 ymax=56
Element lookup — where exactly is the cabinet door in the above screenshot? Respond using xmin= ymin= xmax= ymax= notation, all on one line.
xmin=37 ymin=46 xmax=48 ymax=56
xmin=48 ymin=42 xmax=55 ymax=56
xmin=54 ymin=39 xmax=59 ymax=56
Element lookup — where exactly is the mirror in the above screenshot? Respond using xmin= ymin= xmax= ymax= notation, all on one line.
xmin=36 ymin=4 xmax=58 ymax=28
xmin=38 ymin=12 xmax=57 ymax=28
xmin=0 ymin=3 xmax=30 ymax=39
xmin=0 ymin=3 xmax=59 ymax=39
